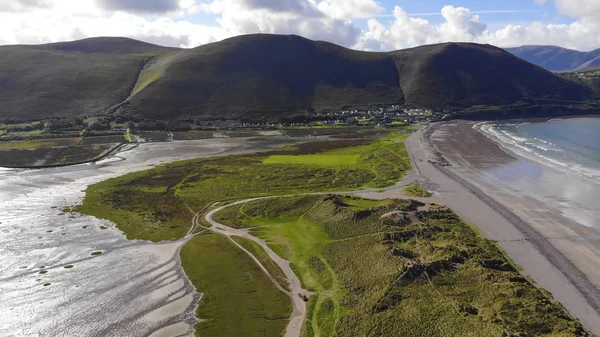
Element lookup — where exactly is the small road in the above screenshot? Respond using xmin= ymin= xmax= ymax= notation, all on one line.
xmin=189 ymin=164 xmax=437 ymax=337
xmin=204 ymin=199 xmax=309 ymax=337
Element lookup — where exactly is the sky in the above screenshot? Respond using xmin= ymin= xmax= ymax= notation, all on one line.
xmin=0 ymin=0 xmax=599 ymax=51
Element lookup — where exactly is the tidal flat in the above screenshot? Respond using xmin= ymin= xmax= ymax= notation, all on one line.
xmin=0 ymin=135 xmax=315 ymax=337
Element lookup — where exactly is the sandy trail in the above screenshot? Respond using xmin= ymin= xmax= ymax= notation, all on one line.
xmin=410 ymin=124 xmax=600 ymax=335
xmin=204 ymin=200 xmax=308 ymax=337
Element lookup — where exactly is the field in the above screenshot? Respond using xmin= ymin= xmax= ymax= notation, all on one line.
xmin=172 ymin=130 xmax=214 ymax=140
xmin=232 ymin=236 xmax=290 ymax=291
xmin=181 ymin=233 xmax=291 ymax=336
xmin=75 ymin=132 xmax=411 ymax=242
xmin=79 ymin=135 xmax=125 ymax=145
xmin=0 ymin=144 xmax=115 ymax=168
xmin=135 ymin=131 xmax=172 ymax=142
xmin=214 ymin=195 xmax=586 ymax=337
xmin=263 ymin=154 xmax=360 ymax=166
xmin=0 ymin=138 xmax=80 ymax=150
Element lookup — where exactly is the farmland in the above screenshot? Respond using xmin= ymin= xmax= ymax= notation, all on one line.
xmin=214 ymin=195 xmax=586 ymax=337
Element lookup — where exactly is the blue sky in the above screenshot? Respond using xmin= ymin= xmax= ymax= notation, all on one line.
xmin=188 ymin=0 xmax=565 ymax=30
xmin=1 ymin=0 xmax=600 ymax=51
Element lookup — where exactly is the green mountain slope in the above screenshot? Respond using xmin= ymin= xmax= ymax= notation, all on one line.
xmin=0 ymin=37 xmax=170 ymax=120
xmin=0 ymin=34 xmax=592 ymax=121
xmin=118 ymin=34 xmax=404 ymax=119
xmin=392 ymin=43 xmax=589 ymax=107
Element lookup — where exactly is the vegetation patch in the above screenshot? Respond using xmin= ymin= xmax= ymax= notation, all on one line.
xmin=79 ymin=135 xmax=125 ymax=145
xmin=214 ymin=195 xmax=586 ymax=337
xmin=0 ymin=144 xmax=114 ymax=168
xmin=232 ymin=236 xmax=290 ymax=291
xmin=64 ymin=265 xmax=74 ymax=269
xmin=90 ymin=251 xmax=103 ymax=256
xmin=0 ymin=138 xmax=80 ymax=150
xmin=263 ymin=154 xmax=360 ymax=166
xmin=75 ymin=132 xmax=410 ymax=242
xmin=180 ymin=233 xmax=291 ymax=337
xmin=403 ymin=182 xmax=432 ymax=197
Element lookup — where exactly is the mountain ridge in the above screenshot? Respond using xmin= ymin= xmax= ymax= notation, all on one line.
xmin=506 ymin=45 xmax=600 ymax=72
xmin=0 ymin=34 xmax=592 ymax=121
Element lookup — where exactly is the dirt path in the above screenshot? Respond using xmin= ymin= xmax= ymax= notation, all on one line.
xmin=204 ymin=200 xmax=309 ymax=337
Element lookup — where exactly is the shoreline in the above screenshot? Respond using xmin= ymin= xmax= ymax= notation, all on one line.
xmin=405 ymin=124 xmax=600 ymax=334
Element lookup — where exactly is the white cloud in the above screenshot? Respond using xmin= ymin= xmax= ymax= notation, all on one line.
xmin=316 ymin=0 xmax=384 ymax=19
xmin=556 ymin=0 xmax=600 ymax=19
xmin=94 ymin=0 xmax=182 ymax=14
xmin=1 ymin=0 xmax=600 ymax=52
xmin=0 ymin=0 xmax=51 ymax=12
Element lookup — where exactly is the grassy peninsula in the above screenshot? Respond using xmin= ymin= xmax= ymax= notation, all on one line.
xmin=73 ymin=128 xmax=587 ymax=336
xmin=74 ymin=132 xmax=411 ymax=242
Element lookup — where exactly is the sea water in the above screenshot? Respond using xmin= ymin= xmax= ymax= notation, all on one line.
xmin=476 ymin=117 xmax=600 ymax=228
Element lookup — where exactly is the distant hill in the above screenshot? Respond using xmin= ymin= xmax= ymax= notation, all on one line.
xmin=0 ymin=35 xmax=592 ymax=121
xmin=506 ymin=45 xmax=600 ymax=72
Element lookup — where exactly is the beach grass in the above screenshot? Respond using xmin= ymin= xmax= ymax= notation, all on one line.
xmin=180 ymin=233 xmax=291 ymax=337
xmin=403 ymin=182 xmax=432 ymax=197
xmin=74 ymin=132 xmax=410 ymax=242
xmin=232 ymin=235 xmax=290 ymax=291
xmin=214 ymin=195 xmax=586 ymax=337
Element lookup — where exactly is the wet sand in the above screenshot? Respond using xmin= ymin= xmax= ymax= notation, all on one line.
xmin=0 ymin=136 xmax=319 ymax=337
xmin=405 ymin=124 xmax=600 ymax=334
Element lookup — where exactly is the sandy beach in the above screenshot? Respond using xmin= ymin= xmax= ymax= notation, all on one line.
xmin=405 ymin=122 xmax=600 ymax=335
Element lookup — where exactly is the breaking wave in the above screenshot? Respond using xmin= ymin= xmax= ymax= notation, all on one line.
xmin=475 ymin=122 xmax=600 ymax=185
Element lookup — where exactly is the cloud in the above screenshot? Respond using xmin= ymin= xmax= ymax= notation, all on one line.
xmin=200 ymin=0 xmax=361 ymax=46
xmin=94 ymin=0 xmax=182 ymax=14
xmin=200 ymin=0 xmax=324 ymax=17
xmin=316 ymin=0 xmax=384 ymax=19
xmin=0 ymin=0 xmax=52 ymax=12
xmin=2 ymin=0 xmax=600 ymax=53
xmin=355 ymin=6 xmax=488 ymax=51
xmin=556 ymin=0 xmax=600 ymax=19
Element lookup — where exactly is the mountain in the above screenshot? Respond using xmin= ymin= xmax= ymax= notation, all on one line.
xmin=0 ymin=37 xmax=172 ymax=120
xmin=506 ymin=45 xmax=600 ymax=72
xmin=0 ymin=35 xmax=592 ymax=121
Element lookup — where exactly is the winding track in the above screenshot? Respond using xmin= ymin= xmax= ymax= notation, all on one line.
xmin=191 ymin=178 xmax=434 ymax=337
xmin=203 ymin=199 xmax=308 ymax=337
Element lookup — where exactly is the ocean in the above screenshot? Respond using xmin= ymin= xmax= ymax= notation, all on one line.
xmin=475 ymin=117 xmax=600 ymax=228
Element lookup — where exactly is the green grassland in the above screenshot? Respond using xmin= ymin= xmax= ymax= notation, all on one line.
xmin=214 ymin=195 xmax=586 ymax=337
xmin=74 ymin=133 xmax=410 ymax=242
xmin=263 ymin=154 xmax=360 ymax=166
xmin=181 ymin=233 xmax=291 ymax=336
xmin=403 ymin=182 xmax=433 ymax=197
xmin=0 ymin=143 xmax=115 ymax=168
xmin=232 ymin=236 xmax=290 ymax=291
xmin=0 ymin=138 xmax=80 ymax=150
